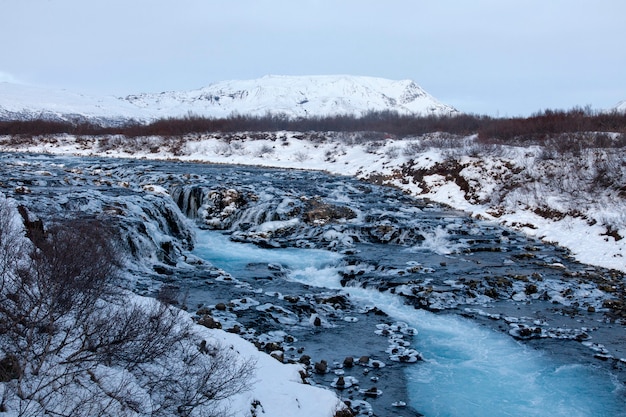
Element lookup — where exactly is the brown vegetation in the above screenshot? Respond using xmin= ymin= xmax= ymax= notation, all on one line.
xmin=2 ymin=108 xmax=625 ymax=146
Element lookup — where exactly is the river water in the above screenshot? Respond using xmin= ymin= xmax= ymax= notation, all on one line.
xmin=2 ymin=153 xmax=625 ymax=416
xmin=194 ymin=230 xmax=624 ymax=417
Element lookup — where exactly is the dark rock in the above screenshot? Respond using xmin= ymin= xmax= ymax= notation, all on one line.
xmin=314 ymin=360 xmax=328 ymax=374
xmin=320 ymin=294 xmax=350 ymax=309
xmin=226 ymin=325 xmax=241 ymax=334
xmin=368 ymin=224 xmax=399 ymax=243
xmin=153 ymin=265 xmax=173 ymax=275
xmin=299 ymin=370 xmax=309 ymax=383
xmin=525 ymin=284 xmax=538 ymax=295
xmin=303 ymin=198 xmax=357 ymax=225
xmin=283 ymin=295 xmax=300 ymax=303
xmin=343 ymin=356 xmax=354 ymax=368
xmin=292 ymin=303 xmax=316 ymax=315
xmin=485 ymin=288 xmax=499 ymax=299
xmin=196 ymin=307 xmax=211 ymax=315
xmin=363 ymin=386 xmax=381 ymax=398
xmin=262 ymin=342 xmax=282 ymax=354
xmin=333 ymin=407 xmax=355 ymax=417
xmin=197 ymin=315 xmax=221 ymax=329
xmin=365 ymin=306 xmax=388 ymax=316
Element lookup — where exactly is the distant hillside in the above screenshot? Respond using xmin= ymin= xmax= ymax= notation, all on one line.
xmin=122 ymin=75 xmax=458 ymax=118
xmin=0 ymin=82 xmax=149 ymax=125
xmin=0 ymin=75 xmax=457 ymax=124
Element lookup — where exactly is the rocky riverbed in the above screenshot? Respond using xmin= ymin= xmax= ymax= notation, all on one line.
xmin=2 ymin=152 xmax=624 ymax=416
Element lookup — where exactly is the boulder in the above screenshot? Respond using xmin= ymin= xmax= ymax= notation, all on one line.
xmin=196 ymin=315 xmax=221 ymax=329
xmin=343 ymin=356 xmax=354 ymax=368
xmin=303 ymin=198 xmax=356 ymax=225
xmin=314 ymin=360 xmax=328 ymax=374
xmin=362 ymin=386 xmax=382 ymax=398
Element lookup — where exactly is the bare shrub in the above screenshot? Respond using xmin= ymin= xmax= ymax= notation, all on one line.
xmin=214 ymin=142 xmax=233 ymax=156
xmin=0 ymin=196 xmax=26 ymax=282
xmin=401 ymin=140 xmax=425 ymax=157
xmin=255 ymin=144 xmax=275 ymax=157
xmin=294 ymin=151 xmax=309 ymax=162
xmin=365 ymin=141 xmax=383 ymax=154
xmin=385 ymin=146 xmax=400 ymax=159
xmin=463 ymin=142 xmax=503 ymax=158
xmin=2 ymin=106 xmax=626 ymax=141
xmin=30 ymin=219 xmax=122 ymax=311
xmin=151 ymin=338 xmax=256 ymax=417
xmin=230 ymin=141 xmax=247 ymax=154
xmin=0 ymin=203 xmax=255 ymax=416
xmin=166 ymin=137 xmax=187 ymax=156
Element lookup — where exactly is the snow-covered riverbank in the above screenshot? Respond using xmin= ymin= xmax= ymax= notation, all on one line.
xmin=2 ymin=131 xmax=624 ymax=273
xmin=0 ymin=190 xmax=347 ymax=417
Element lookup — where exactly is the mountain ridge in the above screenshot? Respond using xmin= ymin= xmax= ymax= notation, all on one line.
xmin=123 ymin=75 xmax=457 ymax=118
xmin=0 ymin=75 xmax=457 ymax=124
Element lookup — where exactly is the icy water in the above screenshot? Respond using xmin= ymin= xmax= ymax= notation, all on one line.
xmin=194 ymin=231 xmax=625 ymax=417
xmin=2 ymin=153 xmax=625 ymax=417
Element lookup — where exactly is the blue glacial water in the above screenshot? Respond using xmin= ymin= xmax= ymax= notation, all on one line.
xmin=194 ymin=230 xmax=625 ymax=417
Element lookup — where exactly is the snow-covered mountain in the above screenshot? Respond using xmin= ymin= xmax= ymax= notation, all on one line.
xmin=0 ymin=82 xmax=150 ymax=124
xmin=0 ymin=75 xmax=457 ymax=124
xmin=614 ymin=100 xmax=626 ymax=113
xmin=123 ymin=75 xmax=458 ymax=118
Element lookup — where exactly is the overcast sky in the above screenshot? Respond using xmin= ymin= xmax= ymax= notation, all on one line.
xmin=1 ymin=0 xmax=625 ymax=116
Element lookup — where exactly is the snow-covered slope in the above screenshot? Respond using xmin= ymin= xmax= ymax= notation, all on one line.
xmin=0 ymin=82 xmax=151 ymax=123
xmin=614 ymin=100 xmax=626 ymax=113
xmin=0 ymin=75 xmax=457 ymax=124
xmin=123 ymin=75 xmax=458 ymax=118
